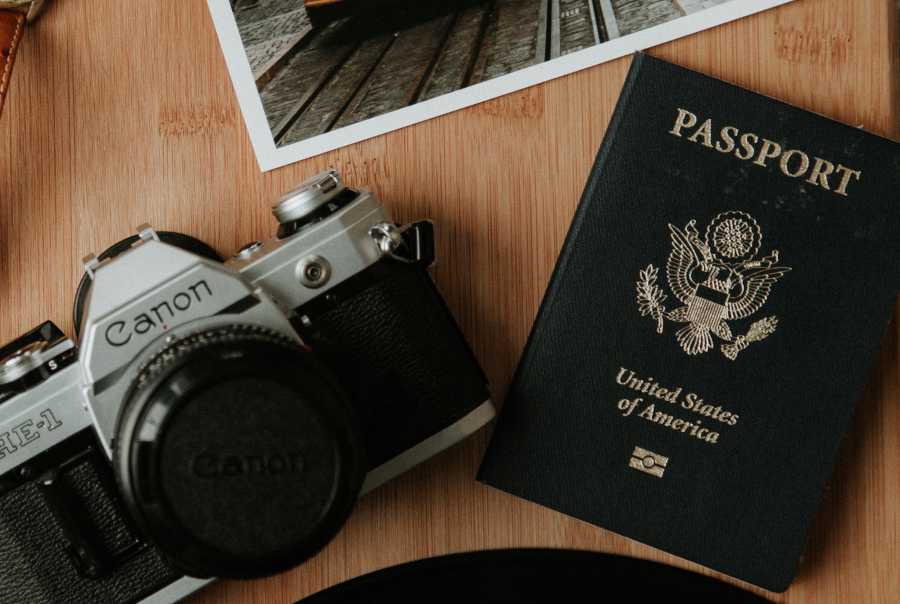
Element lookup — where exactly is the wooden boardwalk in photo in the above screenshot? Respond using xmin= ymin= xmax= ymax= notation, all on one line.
xmin=233 ymin=0 xmax=730 ymax=146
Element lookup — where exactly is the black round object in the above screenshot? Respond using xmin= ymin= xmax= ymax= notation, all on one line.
xmin=113 ymin=325 xmax=365 ymax=579
xmin=72 ymin=231 xmax=223 ymax=337
xmin=300 ymin=549 xmax=772 ymax=604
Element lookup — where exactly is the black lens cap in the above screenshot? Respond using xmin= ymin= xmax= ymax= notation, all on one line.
xmin=114 ymin=325 xmax=365 ymax=579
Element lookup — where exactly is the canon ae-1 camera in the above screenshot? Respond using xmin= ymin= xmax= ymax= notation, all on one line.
xmin=0 ymin=171 xmax=493 ymax=604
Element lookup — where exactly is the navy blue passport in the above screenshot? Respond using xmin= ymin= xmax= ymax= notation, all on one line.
xmin=477 ymin=53 xmax=899 ymax=592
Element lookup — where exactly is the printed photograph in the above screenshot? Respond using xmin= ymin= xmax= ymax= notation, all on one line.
xmin=209 ymin=0 xmax=793 ymax=168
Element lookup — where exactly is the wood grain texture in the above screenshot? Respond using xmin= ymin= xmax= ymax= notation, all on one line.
xmin=0 ymin=0 xmax=896 ymax=602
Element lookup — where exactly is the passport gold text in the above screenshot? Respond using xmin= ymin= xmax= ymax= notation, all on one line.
xmin=669 ymin=108 xmax=862 ymax=197
xmin=613 ymin=367 xmax=744 ymax=445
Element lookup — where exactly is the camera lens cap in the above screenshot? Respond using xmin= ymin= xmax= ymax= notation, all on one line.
xmin=114 ymin=325 xmax=365 ymax=579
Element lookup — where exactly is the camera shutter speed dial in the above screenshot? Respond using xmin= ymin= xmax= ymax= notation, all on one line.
xmin=272 ymin=170 xmax=344 ymax=224
xmin=113 ymin=324 xmax=365 ymax=579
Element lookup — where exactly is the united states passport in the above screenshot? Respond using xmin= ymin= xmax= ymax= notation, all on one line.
xmin=477 ymin=53 xmax=899 ymax=592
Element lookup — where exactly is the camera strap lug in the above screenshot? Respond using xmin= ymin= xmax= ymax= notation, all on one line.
xmin=369 ymin=221 xmax=435 ymax=267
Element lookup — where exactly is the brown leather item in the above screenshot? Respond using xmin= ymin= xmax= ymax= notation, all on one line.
xmin=0 ymin=9 xmax=26 ymax=118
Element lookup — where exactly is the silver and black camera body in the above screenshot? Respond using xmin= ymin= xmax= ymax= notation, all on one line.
xmin=0 ymin=171 xmax=494 ymax=604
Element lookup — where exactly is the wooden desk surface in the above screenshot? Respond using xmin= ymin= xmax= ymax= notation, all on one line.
xmin=1 ymin=0 xmax=897 ymax=602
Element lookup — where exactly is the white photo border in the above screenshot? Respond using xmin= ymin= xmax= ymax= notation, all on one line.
xmin=207 ymin=0 xmax=794 ymax=171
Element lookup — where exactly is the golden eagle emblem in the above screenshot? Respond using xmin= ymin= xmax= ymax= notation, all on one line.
xmin=635 ymin=211 xmax=790 ymax=359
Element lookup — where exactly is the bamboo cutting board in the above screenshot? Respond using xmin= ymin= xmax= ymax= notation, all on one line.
xmin=0 ymin=0 xmax=896 ymax=602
